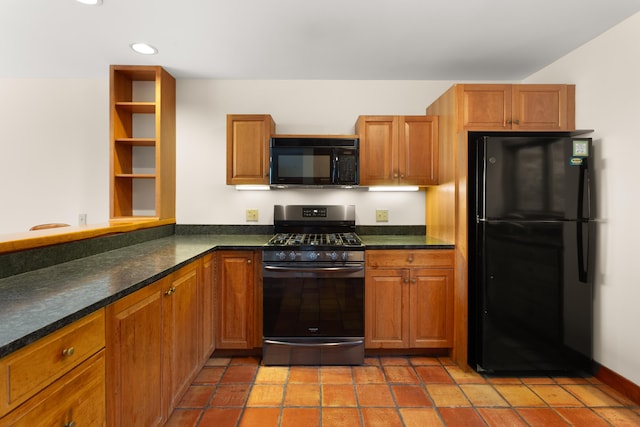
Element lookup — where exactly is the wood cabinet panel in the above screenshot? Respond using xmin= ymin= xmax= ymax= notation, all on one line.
xmin=0 ymin=309 xmax=105 ymax=417
xmin=216 ymin=251 xmax=256 ymax=349
xmin=365 ymin=269 xmax=409 ymax=348
xmin=163 ymin=262 xmax=200 ymax=413
xmin=365 ymin=250 xmax=454 ymax=349
xmin=458 ymin=84 xmax=575 ymax=131
xmin=200 ymin=253 xmax=216 ymax=364
xmin=410 ymin=269 xmax=454 ymax=347
xmin=357 ymin=116 xmax=397 ymax=185
xmin=226 ymin=115 xmax=275 ymax=185
xmin=106 ymin=281 xmax=165 ymax=427
xmin=2 ymin=351 xmax=105 ymax=427
xmin=400 ymin=116 xmax=439 ymax=185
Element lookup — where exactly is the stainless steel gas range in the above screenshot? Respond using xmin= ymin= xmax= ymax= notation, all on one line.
xmin=262 ymin=205 xmax=365 ymax=365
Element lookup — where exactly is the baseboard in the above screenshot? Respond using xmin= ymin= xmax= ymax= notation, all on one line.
xmin=594 ymin=362 xmax=640 ymax=404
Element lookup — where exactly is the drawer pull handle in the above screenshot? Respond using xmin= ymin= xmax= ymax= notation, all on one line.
xmin=407 ymin=256 xmax=414 ymax=263
xmin=165 ymin=287 xmax=176 ymax=296
xmin=62 ymin=347 xmax=75 ymax=357
xmin=64 ymin=421 xmax=76 ymax=427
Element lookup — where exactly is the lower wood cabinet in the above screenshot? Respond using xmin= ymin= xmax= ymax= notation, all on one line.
xmin=216 ymin=250 xmax=261 ymax=349
xmin=0 ymin=309 xmax=106 ymax=425
xmin=200 ymin=253 xmax=216 ymax=364
xmin=106 ymin=257 xmax=213 ymax=426
xmin=2 ymin=351 xmax=105 ymax=426
xmin=365 ymin=250 xmax=454 ymax=349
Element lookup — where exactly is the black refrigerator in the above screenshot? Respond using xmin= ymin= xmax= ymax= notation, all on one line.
xmin=468 ymin=132 xmax=595 ymax=374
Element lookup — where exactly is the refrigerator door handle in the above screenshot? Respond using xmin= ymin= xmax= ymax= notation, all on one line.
xmin=577 ymin=221 xmax=588 ymax=283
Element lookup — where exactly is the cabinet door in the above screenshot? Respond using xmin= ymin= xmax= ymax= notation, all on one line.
xmin=459 ymin=84 xmax=511 ymax=130
xmin=399 ymin=116 xmax=438 ymax=185
xmin=365 ymin=268 xmax=409 ymax=348
xmin=226 ymin=115 xmax=274 ymax=185
xmin=216 ymin=251 xmax=255 ymax=349
xmin=106 ymin=281 xmax=165 ymax=427
xmin=357 ymin=116 xmax=398 ymax=185
xmin=410 ymin=268 xmax=454 ymax=348
xmin=163 ymin=263 xmax=200 ymax=415
xmin=512 ymin=85 xmax=575 ymax=130
xmin=200 ymin=253 xmax=216 ymax=364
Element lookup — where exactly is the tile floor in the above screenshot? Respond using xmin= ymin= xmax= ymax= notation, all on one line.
xmin=166 ymin=356 xmax=640 ymax=426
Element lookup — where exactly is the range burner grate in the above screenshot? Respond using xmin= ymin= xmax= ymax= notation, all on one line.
xmin=268 ymin=232 xmax=362 ymax=247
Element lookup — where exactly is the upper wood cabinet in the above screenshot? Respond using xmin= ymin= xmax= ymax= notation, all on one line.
xmin=356 ymin=115 xmax=438 ymax=186
xmin=226 ymin=114 xmax=276 ymax=185
xmin=459 ymin=84 xmax=575 ymax=131
xmin=110 ymin=65 xmax=176 ymax=221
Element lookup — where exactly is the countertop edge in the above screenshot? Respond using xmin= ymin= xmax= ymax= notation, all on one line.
xmin=0 ymin=235 xmax=453 ymax=358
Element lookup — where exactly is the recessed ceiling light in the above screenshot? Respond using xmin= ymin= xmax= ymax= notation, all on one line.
xmin=76 ymin=0 xmax=103 ymax=5
xmin=130 ymin=43 xmax=158 ymax=55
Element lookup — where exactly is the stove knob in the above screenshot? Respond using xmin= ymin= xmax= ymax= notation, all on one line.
xmin=329 ymin=251 xmax=339 ymax=261
xmin=276 ymin=251 xmax=286 ymax=261
xmin=307 ymin=252 xmax=319 ymax=261
xmin=341 ymin=252 xmax=349 ymax=261
xmin=288 ymin=252 xmax=297 ymax=260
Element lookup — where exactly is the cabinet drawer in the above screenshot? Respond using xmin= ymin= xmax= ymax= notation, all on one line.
xmin=0 ymin=309 xmax=105 ymax=416
xmin=366 ymin=250 xmax=454 ymax=268
xmin=2 ymin=351 xmax=105 ymax=426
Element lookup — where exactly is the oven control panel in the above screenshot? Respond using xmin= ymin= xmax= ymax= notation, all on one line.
xmin=264 ymin=250 xmax=365 ymax=263
xmin=302 ymin=207 xmax=327 ymax=218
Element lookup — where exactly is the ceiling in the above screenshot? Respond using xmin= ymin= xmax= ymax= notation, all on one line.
xmin=2 ymin=0 xmax=639 ymax=80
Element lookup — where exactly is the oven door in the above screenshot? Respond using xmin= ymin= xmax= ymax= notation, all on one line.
xmin=262 ymin=262 xmax=365 ymax=365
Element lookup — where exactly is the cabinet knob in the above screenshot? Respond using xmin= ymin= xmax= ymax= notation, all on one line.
xmin=407 ymin=256 xmax=414 ymax=263
xmin=506 ymin=119 xmax=512 ymax=125
xmin=164 ymin=287 xmax=176 ymax=296
xmin=247 ymin=259 xmax=252 ymax=264
xmin=62 ymin=347 xmax=75 ymax=357
xmin=64 ymin=421 xmax=76 ymax=427
xmin=404 ymin=278 xmax=409 ymax=284
xmin=393 ymin=173 xmax=398 ymax=178
xmin=412 ymin=278 xmax=417 ymax=284
xmin=514 ymin=119 xmax=520 ymax=125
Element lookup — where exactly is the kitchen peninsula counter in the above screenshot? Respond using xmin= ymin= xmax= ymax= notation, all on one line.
xmin=0 ymin=231 xmax=452 ymax=358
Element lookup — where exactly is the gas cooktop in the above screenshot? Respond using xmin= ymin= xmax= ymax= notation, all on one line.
xmin=267 ymin=232 xmax=363 ymax=248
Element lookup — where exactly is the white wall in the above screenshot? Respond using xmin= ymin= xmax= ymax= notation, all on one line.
xmin=526 ymin=12 xmax=640 ymax=385
xmin=0 ymin=79 xmax=109 ymax=234
xmin=175 ymin=80 xmax=454 ymax=226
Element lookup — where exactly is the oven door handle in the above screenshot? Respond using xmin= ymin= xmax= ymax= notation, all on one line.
xmin=263 ymin=339 xmax=364 ymax=348
xmin=263 ymin=265 xmax=364 ymax=273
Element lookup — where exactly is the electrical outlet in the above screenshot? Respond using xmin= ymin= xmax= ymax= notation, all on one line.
xmin=375 ymin=209 xmax=389 ymax=222
xmin=246 ymin=209 xmax=259 ymax=222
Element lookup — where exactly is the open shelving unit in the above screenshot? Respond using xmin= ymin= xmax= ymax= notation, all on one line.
xmin=110 ymin=65 xmax=176 ymax=222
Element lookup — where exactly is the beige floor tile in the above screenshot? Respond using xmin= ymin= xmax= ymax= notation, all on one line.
xmin=254 ymin=366 xmax=289 ymax=384
xmin=246 ymin=384 xmax=284 ymax=406
xmin=564 ymin=384 xmax=625 ymax=407
xmin=494 ymin=384 xmax=546 ymax=407
xmin=460 ymin=384 xmax=509 ymax=407
xmin=528 ymin=384 xmax=584 ymax=407
xmin=425 ymin=384 xmax=471 ymax=407
xmin=283 ymin=383 xmax=321 ymax=406
xmin=594 ymin=407 xmax=640 ymax=426
xmin=445 ymin=365 xmax=486 ymax=384
xmin=399 ymin=408 xmax=444 ymax=427
xmin=322 ymin=384 xmax=358 ymax=407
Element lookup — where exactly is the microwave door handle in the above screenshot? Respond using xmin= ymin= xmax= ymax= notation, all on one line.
xmin=333 ymin=154 xmax=339 ymax=183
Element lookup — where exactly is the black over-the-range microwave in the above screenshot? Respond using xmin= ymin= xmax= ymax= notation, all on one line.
xmin=269 ymin=136 xmax=359 ymax=187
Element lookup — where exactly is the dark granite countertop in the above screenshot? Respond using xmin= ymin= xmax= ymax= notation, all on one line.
xmin=360 ymin=235 xmax=454 ymax=249
xmin=0 ymin=233 xmax=452 ymax=358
